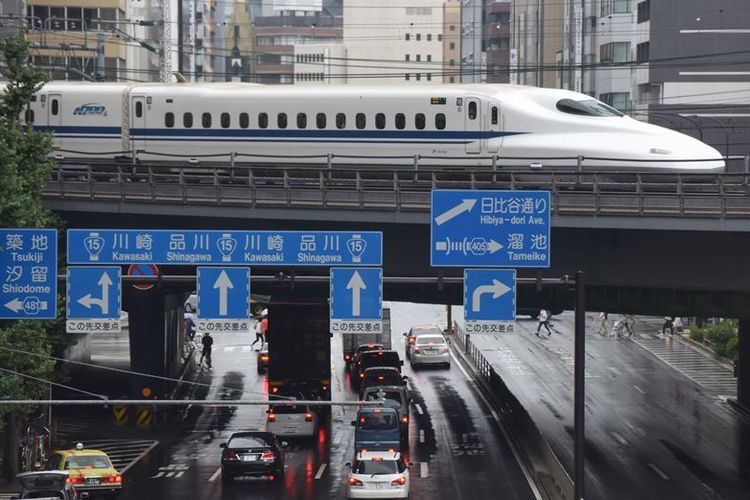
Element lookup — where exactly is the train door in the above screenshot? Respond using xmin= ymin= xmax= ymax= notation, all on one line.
xmin=464 ymin=98 xmax=481 ymax=154
xmin=487 ymin=103 xmax=501 ymax=154
xmin=130 ymin=95 xmax=147 ymax=152
xmin=47 ymin=93 xmax=62 ymax=149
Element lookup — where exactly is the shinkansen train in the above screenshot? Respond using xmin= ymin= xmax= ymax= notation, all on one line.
xmin=17 ymin=82 xmax=725 ymax=172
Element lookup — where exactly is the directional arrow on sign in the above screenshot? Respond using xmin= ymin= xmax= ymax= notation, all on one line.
xmin=346 ymin=270 xmax=366 ymax=317
xmin=471 ymin=279 xmax=511 ymax=312
xmin=77 ymin=272 xmax=113 ymax=314
xmin=434 ymin=199 xmax=477 ymax=226
xmin=213 ymin=270 xmax=234 ymax=316
xmin=487 ymin=240 xmax=503 ymax=253
xmin=4 ymin=298 xmax=23 ymax=313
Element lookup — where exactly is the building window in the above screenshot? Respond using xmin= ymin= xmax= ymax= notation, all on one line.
xmin=405 ymin=33 xmax=410 ymax=41
xmin=449 ymin=76 xmax=455 ymax=83
xmin=449 ymin=25 xmax=455 ymax=31
xmin=449 ymin=59 xmax=455 ymax=66
xmin=220 ymin=112 xmax=230 ymax=128
xmin=405 ymin=73 xmax=410 ymax=81
xmin=356 ymin=113 xmax=366 ymax=129
xmin=165 ymin=112 xmax=174 ymax=128
xmin=601 ymin=0 xmax=630 ymax=16
xmin=375 ymin=113 xmax=386 ymax=129
xmin=405 ymin=54 xmax=410 ymax=61
xmin=416 ymin=73 xmax=421 ymax=81
xmin=416 ymin=55 xmax=421 ymax=62
xmin=637 ymin=0 xmax=650 ymax=23
xmin=395 ymin=113 xmax=405 ymax=130
xmin=316 ymin=113 xmax=327 ymax=129
xmin=415 ymin=113 xmax=426 ymax=130
xmin=636 ymin=42 xmax=649 ymax=63
xmin=239 ymin=113 xmax=249 ymax=128
xmin=277 ymin=113 xmax=287 ymax=129
xmin=336 ymin=113 xmax=346 ymax=129
xmin=202 ymin=112 xmax=212 ymax=128
xmin=449 ymin=42 xmax=455 ymax=50
xmin=600 ymin=42 xmax=631 ymax=64
xmin=416 ymin=34 xmax=421 ymax=41
xmin=427 ymin=55 xmax=432 ymax=62
xmin=297 ymin=113 xmax=307 ymax=129
xmin=427 ymin=73 xmax=432 ymax=81
xmin=427 ymin=34 xmax=432 ymax=41
xmin=259 ymin=112 xmax=268 ymax=128
xmin=183 ymin=113 xmax=193 ymax=128
xmin=437 ymin=34 xmax=442 ymax=41
xmin=435 ymin=113 xmax=446 ymax=130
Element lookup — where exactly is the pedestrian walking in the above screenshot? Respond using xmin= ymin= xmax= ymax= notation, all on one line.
xmin=199 ymin=331 xmax=214 ymax=368
xmin=662 ymin=316 xmax=675 ymax=335
xmin=536 ymin=309 xmax=552 ymax=336
xmin=252 ymin=308 xmax=268 ymax=350
xmin=622 ymin=314 xmax=635 ymax=337
xmin=595 ymin=312 xmax=609 ymax=335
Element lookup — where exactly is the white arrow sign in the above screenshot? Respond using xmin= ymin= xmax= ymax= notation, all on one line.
xmin=213 ymin=270 xmax=234 ymax=316
xmin=4 ymin=298 xmax=23 ymax=313
xmin=434 ymin=199 xmax=477 ymax=226
xmin=346 ymin=271 xmax=367 ymax=317
xmin=471 ymin=279 xmax=511 ymax=312
xmin=487 ymin=240 xmax=503 ymax=253
xmin=77 ymin=272 xmax=113 ymax=314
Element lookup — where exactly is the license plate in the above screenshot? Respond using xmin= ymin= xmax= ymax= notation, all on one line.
xmin=371 ymin=482 xmax=385 ymax=489
xmin=241 ymin=454 xmax=258 ymax=462
xmin=85 ymin=477 xmax=101 ymax=486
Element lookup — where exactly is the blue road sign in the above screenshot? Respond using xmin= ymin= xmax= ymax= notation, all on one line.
xmin=67 ymin=230 xmax=382 ymax=267
xmin=0 ymin=229 xmax=57 ymax=320
xmin=464 ymin=269 xmax=516 ymax=325
xmin=431 ymin=190 xmax=550 ymax=267
xmin=330 ymin=268 xmax=382 ymax=333
xmin=197 ymin=267 xmax=251 ymax=320
xmin=66 ymin=266 xmax=121 ymax=333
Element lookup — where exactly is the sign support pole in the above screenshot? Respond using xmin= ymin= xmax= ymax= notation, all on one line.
xmin=574 ymin=270 xmax=586 ymax=499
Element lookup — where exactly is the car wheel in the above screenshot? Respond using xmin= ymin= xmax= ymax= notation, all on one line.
xmin=445 ymin=362 xmax=451 ymax=369
xmin=221 ymin=472 xmax=233 ymax=484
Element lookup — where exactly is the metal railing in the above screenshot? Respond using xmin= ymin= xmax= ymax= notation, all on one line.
xmin=42 ymin=160 xmax=750 ymax=219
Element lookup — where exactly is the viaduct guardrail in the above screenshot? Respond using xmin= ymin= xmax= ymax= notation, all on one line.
xmin=42 ymin=160 xmax=750 ymax=219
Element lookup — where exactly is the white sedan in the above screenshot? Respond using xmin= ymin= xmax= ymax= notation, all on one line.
xmin=266 ymin=401 xmax=317 ymax=439
xmin=347 ymin=451 xmax=411 ymax=499
xmin=410 ymin=334 xmax=451 ymax=368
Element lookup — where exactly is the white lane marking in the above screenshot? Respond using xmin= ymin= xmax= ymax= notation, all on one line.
xmin=611 ymin=432 xmax=628 ymax=446
xmin=224 ymin=346 xmax=236 ymax=353
xmin=633 ymin=385 xmax=645 ymax=394
xmin=449 ymin=349 xmax=544 ymax=500
xmin=151 ymin=471 xmax=164 ymax=479
xmin=242 ymin=345 xmax=253 ymax=352
xmin=414 ymin=403 xmax=424 ymax=415
xmin=314 ymin=463 xmax=327 ymax=480
xmin=647 ymin=463 xmax=670 ymax=480
xmin=121 ymin=440 xmax=159 ymax=474
xmin=208 ymin=467 xmax=222 ymax=482
xmin=174 ymin=471 xmax=184 ymax=479
xmin=419 ymin=430 xmax=425 ymax=443
xmin=420 ymin=462 xmax=429 ymax=478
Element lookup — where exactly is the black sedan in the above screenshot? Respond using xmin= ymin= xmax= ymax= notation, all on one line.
xmin=220 ymin=432 xmax=286 ymax=484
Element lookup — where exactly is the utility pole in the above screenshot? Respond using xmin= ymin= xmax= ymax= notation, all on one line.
xmin=160 ymin=0 xmax=173 ymax=82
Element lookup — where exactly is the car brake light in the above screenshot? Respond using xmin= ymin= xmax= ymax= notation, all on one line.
xmin=377 ymin=376 xmax=384 ymax=380
xmin=223 ymin=451 xmax=240 ymax=461
xmin=401 ymin=415 xmax=408 ymax=424
xmin=345 ymin=354 xmax=351 ymax=361
xmin=267 ymin=413 xmax=277 ymax=422
xmin=391 ymin=477 xmax=407 ymax=486
xmin=260 ymin=451 xmax=275 ymax=460
xmin=349 ymin=476 xmax=363 ymax=486
xmin=260 ymin=354 xmax=269 ymax=361
xmin=66 ymin=477 xmax=83 ymax=485
xmin=322 ymin=385 xmax=328 ymax=392
xmin=271 ymin=387 xmax=279 ymax=393
xmin=305 ymin=413 xmax=314 ymax=422
xmin=360 ymin=373 xmax=364 ymax=379
xmin=104 ymin=474 xmax=122 ymax=483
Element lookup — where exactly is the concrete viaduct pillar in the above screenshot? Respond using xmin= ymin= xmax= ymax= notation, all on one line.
xmin=738 ymin=319 xmax=750 ymax=410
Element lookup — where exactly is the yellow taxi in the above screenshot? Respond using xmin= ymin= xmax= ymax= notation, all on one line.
xmin=45 ymin=443 xmax=122 ymax=498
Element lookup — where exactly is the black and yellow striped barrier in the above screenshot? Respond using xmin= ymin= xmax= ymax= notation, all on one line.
xmin=112 ymin=405 xmax=128 ymax=426
xmin=136 ymin=405 xmax=152 ymax=430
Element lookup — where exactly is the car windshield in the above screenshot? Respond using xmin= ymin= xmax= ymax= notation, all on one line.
xmin=555 ymin=98 xmax=624 ymax=117
xmin=412 ymin=327 xmax=442 ymax=336
xmin=358 ymin=411 xmax=398 ymax=430
xmin=363 ymin=352 xmax=400 ymax=366
xmin=353 ymin=459 xmax=404 ymax=475
xmin=273 ymin=404 xmax=308 ymax=414
xmin=416 ymin=335 xmax=446 ymax=346
xmin=65 ymin=456 xmax=111 ymax=469
xmin=365 ymin=391 xmax=402 ymax=404
xmin=228 ymin=436 xmax=270 ymax=448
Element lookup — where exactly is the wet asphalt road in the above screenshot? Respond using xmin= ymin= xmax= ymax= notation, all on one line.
xmin=104 ymin=328 xmax=536 ymax=499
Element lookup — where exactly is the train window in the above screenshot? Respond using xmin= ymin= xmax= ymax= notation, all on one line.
xmin=435 ymin=113 xmax=446 ymax=130
xmin=395 ymin=113 xmax=405 ymax=130
xmin=297 ymin=113 xmax=307 ymax=129
xmin=556 ymin=98 xmax=624 ymax=117
xmin=221 ymin=112 xmax=230 ymax=128
xmin=25 ymin=109 xmax=34 ymax=124
xmin=259 ymin=113 xmax=268 ymax=129
xmin=491 ymin=106 xmax=498 ymax=125
xmin=202 ymin=112 xmax=212 ymax=128
xmin=277 ymin=113 xmax=287 ymax=129
xmin=183 ymin=113 xmax=193 ymax=128
xmin=239 ymin=113 xmax=249 ymax=129
xmin=165 ymin=112 xmax=174 ymax=128
xmin=375 ymin=113 xmax=385 ymax=129
xmin=135 ymin=101 xmax=142 ymax=118
xmin=468 ymin=101 xmax=477 ymax=120
xmin=316 ymin=113 xmax=326 ymax=129
xmin=415 ymin=113 xmax=426 ymax=130
xmin=336 ymin=113 xmax=346 ymax=129
xmin=51 ymin=99 xmax=59 ymax=116
xmin=356 ymin=113 xmax=366 ymax=129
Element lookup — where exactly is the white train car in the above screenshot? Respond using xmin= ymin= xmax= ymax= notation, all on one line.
xmin=20 ymin=82 xmax=725 ymax=172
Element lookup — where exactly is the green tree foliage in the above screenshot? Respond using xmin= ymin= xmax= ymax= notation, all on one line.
xmin=0 ymin=31 xmax=62 ymax=475
xmin=689 ymin=319 xmax=738 ymax=359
